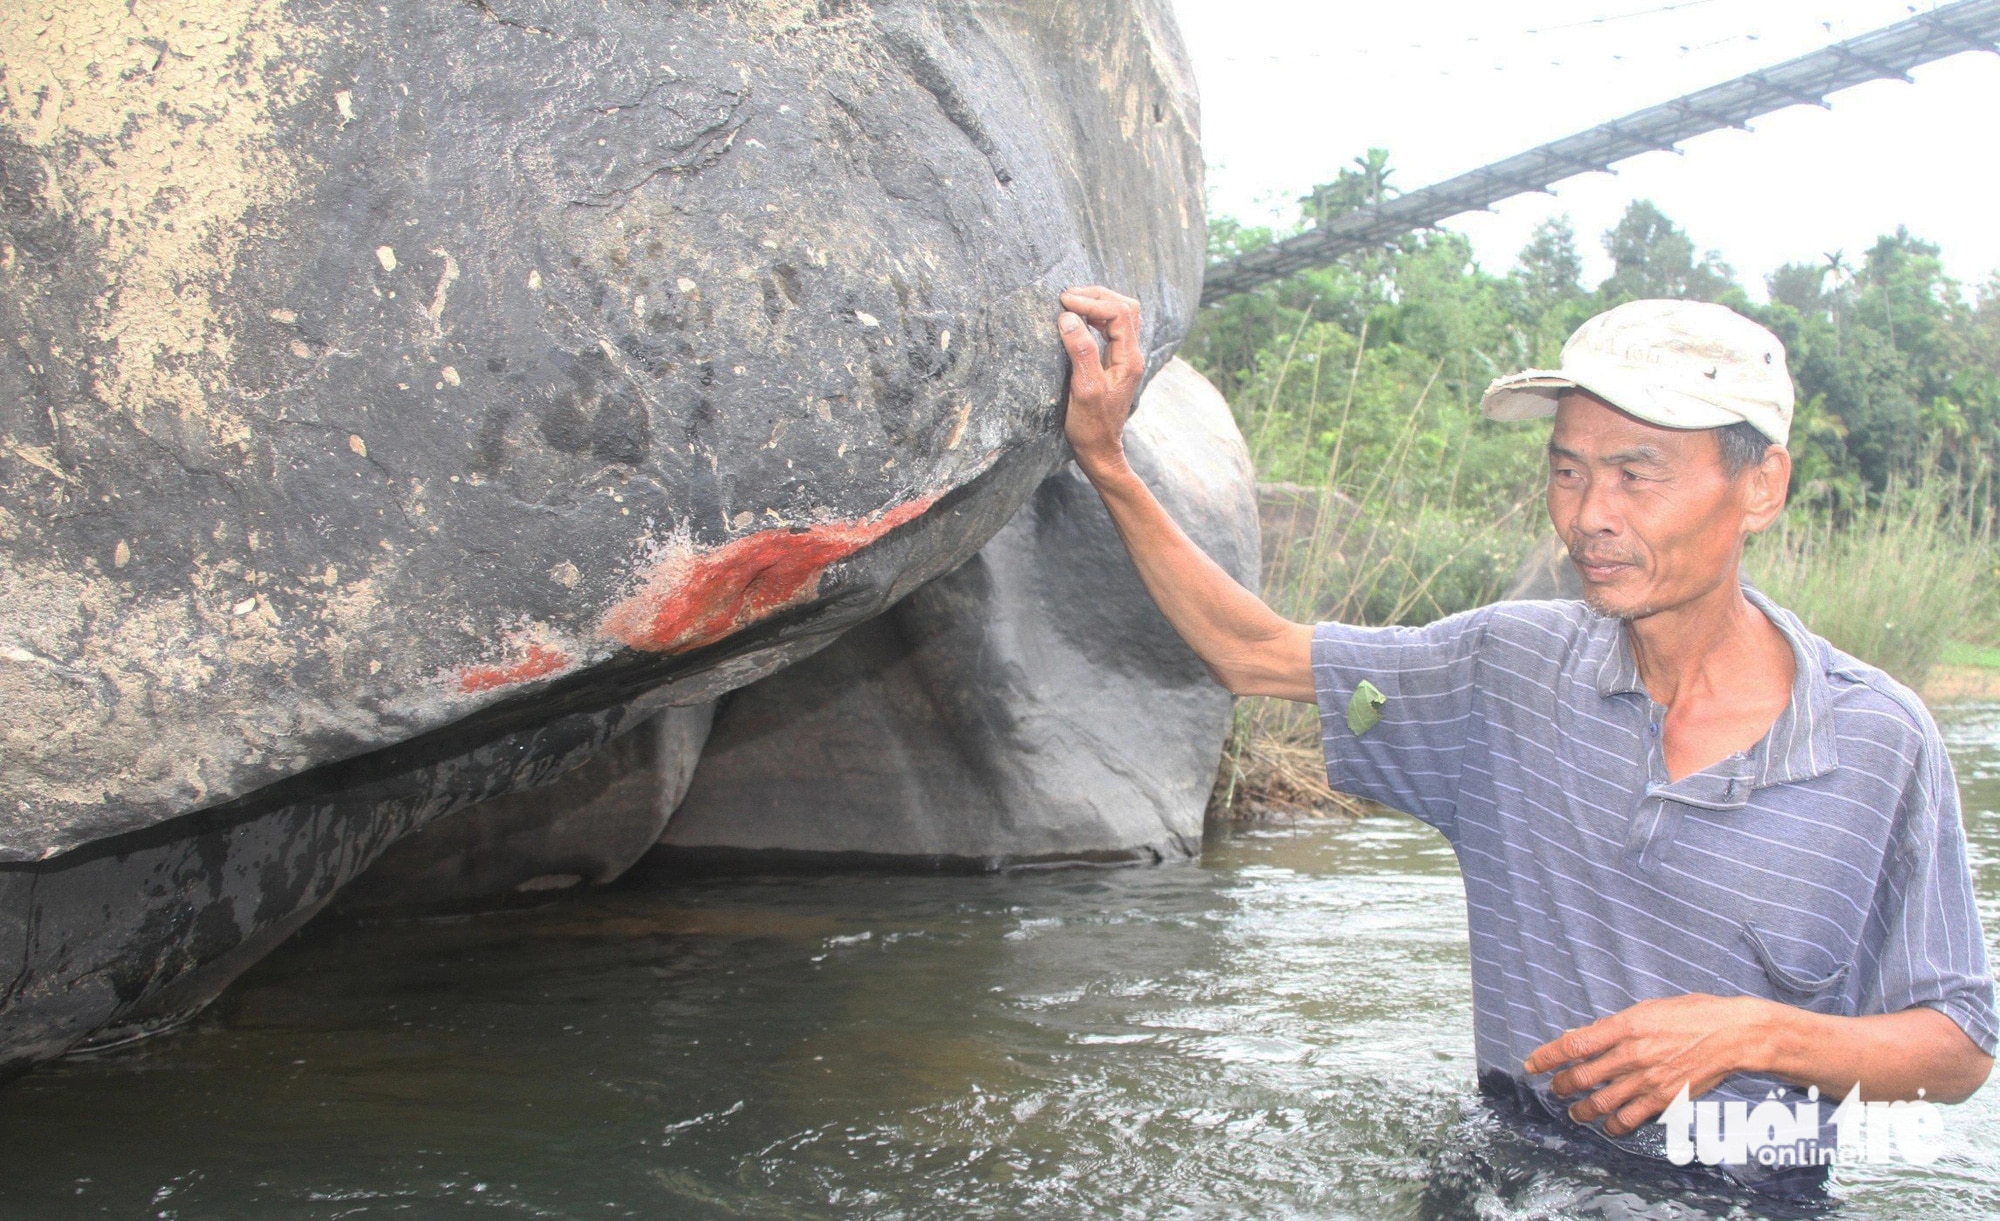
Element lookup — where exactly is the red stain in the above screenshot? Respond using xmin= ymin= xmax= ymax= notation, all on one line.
xmin=599 ymin=495 xmax=939 ymax=654
xmin=457 ymin=643 xmax=572 ymax=693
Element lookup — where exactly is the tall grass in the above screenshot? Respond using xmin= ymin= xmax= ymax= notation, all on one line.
xmin=1747 ymin=469 xmax=1997 ymax=692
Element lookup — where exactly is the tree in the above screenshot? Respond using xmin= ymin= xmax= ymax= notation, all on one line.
xmin=1755 ymin=228 xmax=1989 ymax=497
xmin=1766 ymin=262 xmax=1826 ymax=317
xmin=1516 ymin=216 xmax=1585 ymax=306
xmin=1188 ymin=183 xmax=2000 ymax=551
xmin=1300 ymin=148 xmax=1397 ymax=227
xmin=1859 ymin=227 xmax=1949 ymax=356
xmin=1597 ymin=200 xmax=1735 ymax=303
xmin=1187 ymin=151 xmax=1407 ymax=393
xmin=1823 ymin=249 xmax=1852 ymax=354
xmin=1973 ymin=275 xmax=2000 ymax=375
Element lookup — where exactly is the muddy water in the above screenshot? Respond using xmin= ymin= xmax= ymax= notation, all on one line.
xmin=2 ymin=705 xmax=1998 ymax=1219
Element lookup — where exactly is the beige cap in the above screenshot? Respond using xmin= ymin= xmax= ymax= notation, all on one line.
xmin=1480 ymin=298 xmax=1794 ymax=446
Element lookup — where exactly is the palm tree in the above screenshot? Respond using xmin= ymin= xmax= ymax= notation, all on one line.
xmin=1350 ymin=148 xmax=1396 ymax=209
xmin=1822 ymin=250 xmax=1848 ymax=354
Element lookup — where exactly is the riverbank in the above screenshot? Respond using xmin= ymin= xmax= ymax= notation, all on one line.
xmin=1926 ymin=643 xmax=2000 ymax=704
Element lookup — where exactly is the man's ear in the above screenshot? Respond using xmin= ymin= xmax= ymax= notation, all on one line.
xmin=1742 ymin=445 xmax=1791 ymax=534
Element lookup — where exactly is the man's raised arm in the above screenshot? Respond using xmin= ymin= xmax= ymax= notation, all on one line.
xmin=1058 ymin=286 xmax=1314 ymax=703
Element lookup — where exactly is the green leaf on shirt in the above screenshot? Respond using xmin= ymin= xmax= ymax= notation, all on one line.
xmin=1348 ymin=679 xmax=1386 ymax=736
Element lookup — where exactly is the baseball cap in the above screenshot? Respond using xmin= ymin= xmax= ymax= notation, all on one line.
xmin=1480 ymin=299 xmax=1794 ymax=446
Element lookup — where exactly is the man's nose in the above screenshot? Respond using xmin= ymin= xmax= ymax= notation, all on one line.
xmin=1567 ymin=474 xmax=1620 ymax=537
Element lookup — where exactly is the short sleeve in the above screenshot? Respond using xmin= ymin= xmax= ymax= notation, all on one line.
xmin=1311 ymin=607 xmax=1492 ymax=839
xmin=1855 ymin=720 xmax=1998 ymax=1054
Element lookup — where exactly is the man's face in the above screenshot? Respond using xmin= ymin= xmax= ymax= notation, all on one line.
xmin=1545 ymin=391 xmax=1781 ymax=620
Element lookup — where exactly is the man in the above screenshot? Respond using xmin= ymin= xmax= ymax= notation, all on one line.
xmin=1055 ymin=286 xmax=1994 ymax=1192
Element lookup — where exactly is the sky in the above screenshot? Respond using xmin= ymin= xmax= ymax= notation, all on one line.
xmin=1168 ymin=0 xmax=2000 ymax=298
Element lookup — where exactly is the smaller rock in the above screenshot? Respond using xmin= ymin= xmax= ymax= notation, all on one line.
xmin=1504 ymin=534 xmax=1584 ymax=602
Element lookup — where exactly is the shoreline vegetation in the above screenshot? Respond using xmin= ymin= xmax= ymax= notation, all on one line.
xmin=1194 ymin=156 xmax=2000 ymax=821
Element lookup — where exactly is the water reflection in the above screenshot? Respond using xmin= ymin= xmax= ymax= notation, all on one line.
xmin=1 ymin=712 xmax=1996 ymax=1218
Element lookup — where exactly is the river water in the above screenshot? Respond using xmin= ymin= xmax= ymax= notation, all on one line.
xmin=4 ymin=704 xmax=1999 ymax=1219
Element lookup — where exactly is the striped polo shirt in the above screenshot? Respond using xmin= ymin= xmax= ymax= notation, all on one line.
xmin=1311 ymin=587 xmax=1997 ymax=1166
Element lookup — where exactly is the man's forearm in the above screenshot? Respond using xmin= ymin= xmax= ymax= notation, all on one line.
xmin=1531 ymin=992 xmax=1993 ymax=1134
xmin=1751 ymin=1001 xmax=1992 ymax=1105
xmin=1079 ymin=454 xmax=1313 ymax=703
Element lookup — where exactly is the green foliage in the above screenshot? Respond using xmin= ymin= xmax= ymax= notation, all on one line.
xmin=1939 ymin=640 xmax=2000 ymax=670
xmin=1754 ymin=229 xmax=2000 ymax=504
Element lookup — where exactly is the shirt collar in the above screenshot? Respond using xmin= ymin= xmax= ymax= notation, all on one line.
xmin=1588 ymin=583 xmax=1839 ymax=789
xmin=1593 ymin=618 xmax=1645 ymax=699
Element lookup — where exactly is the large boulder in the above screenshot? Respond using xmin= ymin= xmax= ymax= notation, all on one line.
xmin=0 ymin=0 xmax=1202 ymax=857
xmin=657 ymin=357 xmax=1258 ymax=868
xmin=0 ymin=0 xmax=1204 ymax=1069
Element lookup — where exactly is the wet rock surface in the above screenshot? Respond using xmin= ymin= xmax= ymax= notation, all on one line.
xmin=0 ymin=0 xmax=1204 ymax=1069
xmin=657 ymin=358 xmax=1258 ymax=868
xmin=0 ymin=686 xmax=684 ymax=1074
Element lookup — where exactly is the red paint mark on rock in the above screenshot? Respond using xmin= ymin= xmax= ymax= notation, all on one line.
xmin=457 ymin=643 xmax=572 ymax=693
xmin=600 ymin=496 xmax=939 ymax=653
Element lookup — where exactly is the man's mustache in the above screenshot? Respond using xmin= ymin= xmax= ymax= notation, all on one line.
xmin=1566 ymin=543 xmax=1642 ymax=568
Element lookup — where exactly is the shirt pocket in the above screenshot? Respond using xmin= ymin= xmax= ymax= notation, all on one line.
xmin=1741 ymin=920 xmax=1851 ymax=1009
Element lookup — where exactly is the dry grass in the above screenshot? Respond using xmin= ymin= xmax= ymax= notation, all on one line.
xmin=1208 ymin=700 xmax=1374 ymax=822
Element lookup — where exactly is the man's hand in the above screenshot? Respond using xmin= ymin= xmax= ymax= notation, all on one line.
xmin=1524 ymin=994 xmax=1993 ymax=1136
xmin=1524 ymin=994 xmax=1770 ymax=1136
xmin=1058 ymin=286 xmax=1145 ymax=474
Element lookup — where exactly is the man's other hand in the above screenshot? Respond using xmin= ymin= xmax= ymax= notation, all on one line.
xmin=1525 ymin=992 xmax=1990 ymax=1137
xmin=1524 ymin=994 xmax=1766 ymax=1136
xmin=1059 ymin=286 xmax=1145 ymax=473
